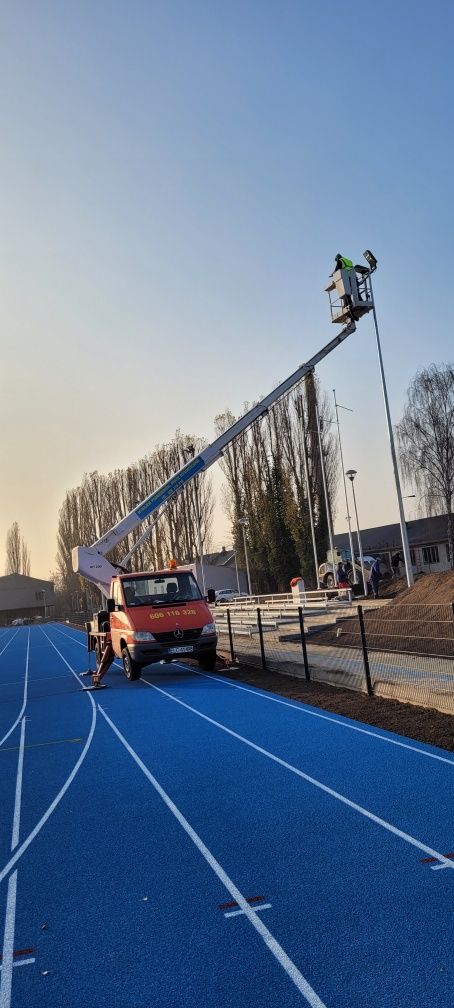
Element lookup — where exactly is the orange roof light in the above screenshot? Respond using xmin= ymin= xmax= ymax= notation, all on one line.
xmin=168 ymin=558 xmax=177 ymax=569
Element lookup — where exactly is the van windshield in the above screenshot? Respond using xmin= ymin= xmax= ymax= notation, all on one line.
xmin=121 ymin=573 xmax=203 ymax=607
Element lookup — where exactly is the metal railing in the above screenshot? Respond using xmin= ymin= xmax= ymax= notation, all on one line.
xmin=213 ymin=588 xmax=353 ymax=616
xmin=216 ymin=603 xmax=454 ymax=715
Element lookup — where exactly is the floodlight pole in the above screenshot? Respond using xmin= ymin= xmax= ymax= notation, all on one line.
xmin=314 ymin=396 xmax=335 ymax=568
xmin=346 ymin=471 xmax=368 ymax=596
xmin=239 ymin=518 xmax=252 ymax=596
xmin=367 ymin=272 xmax=414 ymax=587
xmin=296 ymin=393 xmax=320 ymax=587
xmin=183 ymin=444 xmax=206 ymax=594
xmin=333 ymin=390 xmax=357 ymax=582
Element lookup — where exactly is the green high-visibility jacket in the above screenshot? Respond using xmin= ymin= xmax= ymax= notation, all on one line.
xmin=339 ymin=256 xmax=353 ymax=270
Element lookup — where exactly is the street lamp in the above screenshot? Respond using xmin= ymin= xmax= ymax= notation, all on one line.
xmin=345 ymin=470 xmax=368 ymax=596
xmin=232 ymin=551 xmax=241 ymax=593
xmin=183 ymin=444 xmax=206 ymax=595
xmin=362 ymin=250 xmax=414 ymax=587
xmin=238 ymin=517 xmax=252 ymax=596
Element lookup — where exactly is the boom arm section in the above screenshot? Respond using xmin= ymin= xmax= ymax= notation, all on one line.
xmin=72 ymin=322 xmax=355 ymax=594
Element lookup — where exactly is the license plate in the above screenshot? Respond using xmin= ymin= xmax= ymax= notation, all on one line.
xmin=167 ymin=645 xmax=194 ymax=654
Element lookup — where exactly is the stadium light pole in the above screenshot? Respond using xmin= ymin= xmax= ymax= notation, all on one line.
xmin=333 ymin=390 xmax=357 ymax=583
xmin=183 ymin=444 xmax=206 ymax=594
xmin=363 ymin=251 xmax=414 ymax=587
xmin=295 ymin=393 xmax=320 ymax=587
xmin=345 ymin=470 xmax=367 ymax=596
xmin=238 ymin=517 xmax=252 ymax=596
xmin=314 ymin=396 xmax=335 ymax=568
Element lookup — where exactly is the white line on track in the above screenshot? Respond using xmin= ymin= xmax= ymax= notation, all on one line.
xmin=194 ymin=671 xmax=454 ymax=766
xmin=0 ymin=632 xmax=97 ymax=886
xmin=140 ymin=677 xmax=454 ymax=869
xmin=0 ymin=957 xmax=35 ymax=971
xmin=0 ymin=631 xmax=28 ymax=749
xmin=54 ymin=625 xmax=454 ymax=768
xmin=0 ymin=632 xmax=19 ymax=659
xmin=11 ymin=719 xmax=26 ymax=851
xmin=224 ymin=903 xmax=272 ymax=919
xmin=98 ymin=704 xmax=328 ymax=1008
xmin=0 ymin=716 xmax=26 ymax=1008
xmin=0 ymin=873 xmax=18 ymax=1008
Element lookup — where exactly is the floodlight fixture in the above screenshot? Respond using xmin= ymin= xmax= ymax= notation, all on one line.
xmin=363 ymin=249 xmax=378 ymax=272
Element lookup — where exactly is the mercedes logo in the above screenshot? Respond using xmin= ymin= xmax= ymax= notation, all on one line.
xmin=174 ymin=628 xmax=184 ymax=639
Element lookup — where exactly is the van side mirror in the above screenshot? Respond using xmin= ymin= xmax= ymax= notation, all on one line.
xmin=106 ymin=598 xmax=115 ymax=613
xmin=207 ymin=588 xmax=216 ymax=604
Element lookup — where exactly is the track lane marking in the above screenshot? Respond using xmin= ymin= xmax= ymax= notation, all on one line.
xmin=0 ymin=716 xmax=26 ymax=1007
xmin=54 ymin=626 xmax=454 ymax=767
xmin=0 ymin=737 xmax=83 ymax=754
xmin=194 ymin=671 xmax=454 ymax=766
xmin=225 ymin=903 xmax=272 ymax=919
xmin=140 ymin=677 xmax=454 ymax=869
xmin=0 ymin=633 xmax=96 ymax=886
xmin=0 ymin=631 xmax=28 ymax=749
xmin=98 ymin=704 xmax=328 ymax=1008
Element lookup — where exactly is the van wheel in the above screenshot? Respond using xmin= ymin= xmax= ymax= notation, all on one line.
xmin=122 ymin=647 xmax=141 ymax=681
xmin=198 ymin=650 xmax=217 ymax=672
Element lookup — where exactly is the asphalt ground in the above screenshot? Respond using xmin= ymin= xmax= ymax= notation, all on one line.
xmin=0 ymin=624 xmax=453 ymax=1008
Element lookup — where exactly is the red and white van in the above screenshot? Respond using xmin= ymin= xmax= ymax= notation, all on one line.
xmin=102 ymin=568 xmax=217 ymax=679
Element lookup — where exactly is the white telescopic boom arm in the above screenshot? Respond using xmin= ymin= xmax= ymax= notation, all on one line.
xmin=72 ymin=322 xmax=355 ymax=593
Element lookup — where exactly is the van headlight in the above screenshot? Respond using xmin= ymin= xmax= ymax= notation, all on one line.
xmin=133 ymin=632 xmax=156 ymax=642
xmin=201 ymin=622 xmax=216 ymax=635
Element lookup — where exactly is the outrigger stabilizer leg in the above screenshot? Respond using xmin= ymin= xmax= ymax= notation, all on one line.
xmin=81 ymin=635 xmax=114 ymax=691
xmin=80 ymin=621 xmax=96 ymax=678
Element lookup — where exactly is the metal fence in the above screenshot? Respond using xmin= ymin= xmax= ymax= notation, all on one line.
xmin=215 ymin=603 xmax=454 ymax=715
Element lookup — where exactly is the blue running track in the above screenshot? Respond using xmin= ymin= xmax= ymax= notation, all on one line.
xmin=0 ymin=624 xmax=453 ymax=1008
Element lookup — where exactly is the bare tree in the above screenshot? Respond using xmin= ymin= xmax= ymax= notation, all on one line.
xmin=21 ymin=541 xmax=31 ymax=577
xmin=5 ymin=522 xmax=31 ymax=575
xmin=5 ymin=523 xmax=21 ymax=574
xmin=55 ymin=431 xmax=214 ymax=601
xmin=215 ymin=379 xmax=337 ymax=591
xmin=397 ymin=364 xmax=454 ymax=567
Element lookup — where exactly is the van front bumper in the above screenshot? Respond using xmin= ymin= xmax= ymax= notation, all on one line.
xmin=128 ymin=634 xmax=218 ymax=665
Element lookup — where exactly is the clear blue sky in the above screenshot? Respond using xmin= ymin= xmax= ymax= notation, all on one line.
xmin=1 ymin=1 xmax=453 ymax=577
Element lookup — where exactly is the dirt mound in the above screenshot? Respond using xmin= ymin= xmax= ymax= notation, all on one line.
xmin=388 ymin=571 xmax=454 ymax=605
xmin=378 ymin=575 xmax=412 ymax=598
xmin=309 ymin=572 xmax=454 ymax=656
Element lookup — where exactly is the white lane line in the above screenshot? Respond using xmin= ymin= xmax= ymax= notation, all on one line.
xmin=11 ymin=719 xmax=26 ymax=851
xmin=0 ymin=873 xmax=18 ymax=1008
xmin=225 ymin=903 xmax=272 ymax=919
xmin=0 ymin=958 xmax=35 ymax=971
xmin=58 ymin=627 xmax=454 ymax=768
xmin=98 ymin=705 xmax=328 ymax=1008
xmin=140 ymin=678 xmax=454 ymax=870
xmin=0 ymin=674 xmax=74 ymax=690
xmin=0 ymin=634 xmax=97 ymax=886
xmin=194 ymin=671 xmax=454 ymax=766
xmin=0 ymin=715 xmax=27 ymax=1007
xmin=0 ymin=632 xmax=28 ymax=749
xmin=0 ymin=632 xmax=19 ymax=660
